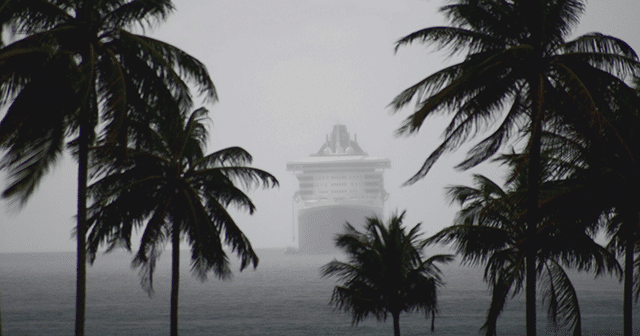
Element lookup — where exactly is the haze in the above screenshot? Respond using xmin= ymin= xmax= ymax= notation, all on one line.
xmin=1 ymin=0 xmax=639 ymax=253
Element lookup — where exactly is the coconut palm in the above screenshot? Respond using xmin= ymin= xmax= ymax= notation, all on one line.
xmin=86 ymin=107 xmax=278 ymax=336
xmin=428 ymin=171 xmax=619 ymax=336
xmin=391 ymin=1 xmax=638 ymax=334
xmin=505 ymin=97 xmax=640 ymax=336
xmin=564 ymin=80 xmax=640 ymax=336
xmin=607 ymin=209 xmax=640 ymax=336
xmin=321 ymin=211 xmax=453 ymax=336
xmin=532 ymin=78 xmax=640 ymax=336
xmin=597 ymin=81 xmax=640 ymax=336
xmin=0 ymin=1 xmax=215 ymax=334
xmin=606 ymin=210 xmax=640 ymax=336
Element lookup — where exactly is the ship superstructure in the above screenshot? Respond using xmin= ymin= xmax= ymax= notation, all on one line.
xmin=286 ymin=125 xmax=390 ymax=253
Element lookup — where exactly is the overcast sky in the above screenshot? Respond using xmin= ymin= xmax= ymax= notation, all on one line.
xmin=1 ymin=0 xmax=639 ymax=253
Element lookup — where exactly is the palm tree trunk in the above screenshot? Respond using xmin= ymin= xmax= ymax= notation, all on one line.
xmin=74 ymin=8 xmax=97 ymax=332
xmin=392 ymin=310 xmax=401 ymax=336
xmin=525 ymin=73 xmax=545 ymax=336
xmin=623 ymin=212 xmax=635 ymax=336
xmin=431 ymin=309 xmax=435 ymax=332
xmin=1 ymin=290 xmax=3 ymax=336
xmin=525 ymin=136 xmax=540 ymax=336
xmin=75 ymin=117 xmax=89 ymax=336
xmin=171 ymin=223 xmax=180 ymax=336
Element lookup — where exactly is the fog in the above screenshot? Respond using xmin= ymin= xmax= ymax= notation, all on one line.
xmin=1 ymin=0 xmax=639 ymax=253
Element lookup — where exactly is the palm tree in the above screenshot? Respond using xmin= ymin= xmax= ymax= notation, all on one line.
xmin=0 ymin=1 xmax=215 ymax=335
xmin=321 ymin=211 xmax=453 ymax=336
xmin=599 ymin=81 xmax=640 ymax=336
xmin=530 ymin=77 xmax=640 ymax=336
xmin=505 ymin=104 xmax=640 ymax=336
xmin=86 ymin=107 xmax=278 ymax=336
xmin=391 ymin=1 xmax=638 ymax=334
xmin=563 ymin=79 xmax=640 ymax=336
xmin=428 ymin=171 xmax=620 ymax=336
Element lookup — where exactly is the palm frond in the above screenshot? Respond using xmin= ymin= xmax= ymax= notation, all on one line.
xmin=389 ymin=61 xmax=466 ymax=112
xmin=195 ymin=146 xmax=253 ymax=168
xmin=562 ymin=33 xmax=639 ymax=64
xmin=103 ymin=0 xmax=174 ymax=31
xmin=179 ymin=186 xmax=232 ymax=281
xmin=4 ymin=0 xmax=72 ymax=35
xmin=456 ymin=87 xmax=527 ymax=170
xmin=394 ymin=26 xmax=501 ymax=57
xmin=193 ymin=166 xmax=279 ymax=193
xmin=541 ymin=0 xmax=585 ymax=44
xmin=0 ymin=63 xmax=78 ymax=203
xmin=540 ymin=260 xmax=582 ymax=336
xmin=132 ymin=202 xmax=171 ymax=295
xmin=634 ymin=252 xmax=640 ymax=303
xmin=441 ymin=2 xmax=515 ymax=43
xmin=118 ymin=31 xmax=217 ymax=104
xmin=203 ymin=191 xmax=258 ymax=272
xmin=428 ymin=224 xmax=513 ymax=267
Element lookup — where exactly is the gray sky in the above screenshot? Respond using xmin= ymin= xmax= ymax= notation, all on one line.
xmin=1 ymin=0 xmax=639 ymax=253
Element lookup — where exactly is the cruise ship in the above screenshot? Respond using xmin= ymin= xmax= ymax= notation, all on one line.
xmin=286 ymin=124 xmax=391 ymax=253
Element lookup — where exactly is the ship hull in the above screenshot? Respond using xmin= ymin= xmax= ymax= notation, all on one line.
xmin=297 ymin=204 xmax=381 ymax=254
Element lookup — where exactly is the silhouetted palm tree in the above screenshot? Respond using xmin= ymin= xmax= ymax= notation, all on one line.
xmin=391 ymin=1 xmax=638 ymax=334
xmin=428 ymin=171 xmax=619 ymax=336
xmin=0 ymin=2 xmax=215 ymax=334
xmin=321 ymin=211 xmax=453 ymax=336
xmin=529 ymin=78 xmax=640 ymax=336
xmin=597 ymin=81 xmax=640 ymax=336
xmin=87 ymin=107 xmax=278 ymax=336
xmin=553 ymin=80 xmax=640 ymax=336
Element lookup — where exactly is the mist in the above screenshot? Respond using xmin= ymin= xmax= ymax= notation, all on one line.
xmin=1 ymin=0 xmax=638 ymax=253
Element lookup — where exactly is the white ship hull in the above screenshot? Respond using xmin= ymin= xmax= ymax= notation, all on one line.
xmin=297 ymin=204 xmax=382 ymax=254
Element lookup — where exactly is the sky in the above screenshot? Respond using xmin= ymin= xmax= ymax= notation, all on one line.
xmin=1 ymin=0 xmax=639 ymax=253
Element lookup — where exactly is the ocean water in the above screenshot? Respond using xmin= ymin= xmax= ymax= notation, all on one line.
xmin=0 ymin=249 xmax=637 ymax=335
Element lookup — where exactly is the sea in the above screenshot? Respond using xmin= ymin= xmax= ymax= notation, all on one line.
xmin=0 ymin=249 xmax=637 ymax=335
